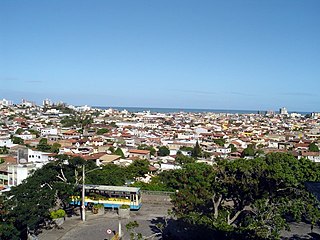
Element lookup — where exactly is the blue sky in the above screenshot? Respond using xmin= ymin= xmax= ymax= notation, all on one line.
xmin=0 ymin=0 xmax=319 ymax=111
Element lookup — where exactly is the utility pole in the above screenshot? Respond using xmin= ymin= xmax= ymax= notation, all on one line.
xmin=81 ymin=165 xmax=86 ymax=222
xmin=118 ymin=217 xmax=122 ymax=239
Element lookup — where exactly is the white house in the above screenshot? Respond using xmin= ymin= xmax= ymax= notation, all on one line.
xmin=15 ymin=131 xmax=34 ymax=140
xmin=41 ymin=128 xmax=58 ymax=137
xmin=299 ymin=152 xmax=320 ymax=163
xmin=17 ymin=148 xmax=50 ymax=164
xmin=0 ymin=134 xmax=13 ymax=147
xmin=8 ymin=163 xmax=40 ymax=187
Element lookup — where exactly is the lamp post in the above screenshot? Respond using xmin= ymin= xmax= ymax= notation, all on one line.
xmin=81 ymin=165 xmax=102 ymax=222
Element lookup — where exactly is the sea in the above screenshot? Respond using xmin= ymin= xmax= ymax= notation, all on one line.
xmin=94 ymin=106 xmax=310 ymax=115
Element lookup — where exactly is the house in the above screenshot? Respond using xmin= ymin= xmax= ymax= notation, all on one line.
xmin=0 ymin=156 xmax=16 ymax=187
xmin=299 ymin=152 xmax=320 ymax=163
xmin=0 ymin=133 xmax=13 ymax=147
xmin=41 ymin=128 xmax=58 ymax=137
xmin=8 ymin=163 xmax=40 ymax=187
xmin=97 ymin=154 xmax=122 ymax=165
xmin=17 ymin=148 xmax=50 ymax=164
xmin=128 ymin=149 xmax=150 ymax=160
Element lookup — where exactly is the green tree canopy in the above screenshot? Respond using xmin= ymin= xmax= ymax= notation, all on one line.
xmin=214 ymin=138 xmax=225 ymax=146
xmin=86 ymin=164 xmax=127 ymax=186
xmin=309 ymin=142 xmax=319 ymax=152
xmin=12 ymin=136 xmax=24 ymax=145
xmin=191 ymin=141 xmax=202 ymax=158
xmin=228 ymin=144 xmax=237 ymax=153
xmin=114 ymin=148 xmax=125 ymax=158
xmin=36 ymin=138 xmax=51 ymax=152
xmin=50 ymin=142 xmax=61 ymax=153
xmin=169 ymin=153 xmax=320 ymax=239
xmin=96 ymin=128 xmax=109 ymax=135
xmin=3 ymin=155 xmax=92 ymax=238
xmin=241 ymin=144 xmax=255 ymax=157
xmin=175 ymin=153 xmax=196 ymax=165
xmin=158 ymin=146 xmax=170 ymax=156
xmin=138 ymin=144 xmax=156 ymax=156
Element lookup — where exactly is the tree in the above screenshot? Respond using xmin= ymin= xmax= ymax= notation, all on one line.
xmin=175 ymin=154 xmax=196 ymax=165
xmin=15 ymin=128 xmax=23 ymax=135
xmin=0 ymin=196 xmax=20 ymax=240
xmin=309 ymin=142 xmax=319 ymax=152
xmin=191 ymin=141 xmax=201 ymax=158
xmin=108 ymin=146 xmax=115 ymax=153
xmin=158 ymin=146 xmax=170 ymax=156
xmin=96 ymin=128 xmax=109 ymax=135
xmin=241 ymin=144 xmax=255 ymax=157
xmin=12 ymin=136 xmax=24 ymax=145
xmin=0 ymin=146 xmax=9 ymax=154
xmin=214 ymin=138 xmax=225 ymax=147
xmin=36 ymin=138 xmax=52 ymax=152
xmin=86 ymin=164 xmax=127 ymax=186
xmin=126 ymin=159 xmax=149 ymax=179
xmin=169 ymin=153 xmax=320 ymax=239
xmin=179 ymin=146 xmax=194 ymax=152
xmin=3 ymin=155 xmax=91 ymax=238
xmin=50 ymin=142 xmax=61 ymax=153
xmin=28 ymin=129 xmax=40 ymax=138
xmin=228 ymin=144 xmax=237 ymax=153
xmin=138 ymin=144 xmax=156 ymax=156
xmin=114 ymin=148 xmax=125 ymax=158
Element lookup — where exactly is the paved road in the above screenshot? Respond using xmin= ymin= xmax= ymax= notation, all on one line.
xmin=38 ymin=203 xmax=320 ymax=240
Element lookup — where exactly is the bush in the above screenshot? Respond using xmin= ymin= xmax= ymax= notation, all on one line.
xmin=119 ymin=204 xmax=130 ymax=209
xmin=50 ymin=209 xmax=66 ymax=219
xmin=93 ymin=203 xmax=104 ymax=209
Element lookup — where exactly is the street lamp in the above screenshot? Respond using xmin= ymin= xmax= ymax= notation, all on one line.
xmin=82 ymin=165 xmax=102 ymax=221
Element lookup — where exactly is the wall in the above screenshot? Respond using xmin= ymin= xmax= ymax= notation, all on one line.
xmin=141 ymin=191 xmax=173 ymax=205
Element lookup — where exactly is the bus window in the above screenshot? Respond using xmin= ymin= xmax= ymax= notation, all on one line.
xmin=130 ymin=194 xmax=135 ymax=201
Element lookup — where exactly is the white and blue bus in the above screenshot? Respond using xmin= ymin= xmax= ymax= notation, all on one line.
xmin=70 ymin=185 xmax=142 ymax=210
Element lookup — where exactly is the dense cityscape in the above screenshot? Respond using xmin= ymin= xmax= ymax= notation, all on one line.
xmin=2 ymin=0 xmax=320 ymax=239
xmin=1 ymin=98 xmax=320 ymax=239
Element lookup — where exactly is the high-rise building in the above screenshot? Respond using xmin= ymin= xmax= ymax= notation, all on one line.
xmin=279 ymin=107 xmax=288 ymax=115
xmin=43 ymin=98 xmax=52 ymax=106
xmin=0 ymin=98 xmax=13 ymax=106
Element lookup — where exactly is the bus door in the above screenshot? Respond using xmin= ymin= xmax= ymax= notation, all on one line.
xmin=130 ymin=192 xmax=136 ymax=206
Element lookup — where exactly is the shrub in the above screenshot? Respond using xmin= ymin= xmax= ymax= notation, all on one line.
xmin=50 ymin=209 xmax=66 ymax=219
xmin=119 ymin=204 xmax=130 ymax=209
xmin=93 ymin=203 xmax=104 ymax=209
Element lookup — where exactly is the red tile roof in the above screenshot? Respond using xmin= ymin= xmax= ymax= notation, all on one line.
xmin=129 ymin=149 xmax=150 ymax=155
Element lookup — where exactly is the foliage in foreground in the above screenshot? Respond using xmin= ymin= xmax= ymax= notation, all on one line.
xmin=0 ymin=155 xmax=150 ymax=239
xmin=165 ymin=153 xmax=320 ymax=239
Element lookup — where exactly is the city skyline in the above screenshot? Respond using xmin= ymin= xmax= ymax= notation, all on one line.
xmin=1 ymin=0 xmax=320 ymax=111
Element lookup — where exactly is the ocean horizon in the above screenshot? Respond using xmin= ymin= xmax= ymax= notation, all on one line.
xmin=94 ymin=106 xmax=310 ymax=115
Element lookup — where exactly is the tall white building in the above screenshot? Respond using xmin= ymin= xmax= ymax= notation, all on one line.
xmin=8 ymin=164 xmax=38 ymax=187
xmin=279 ymin=107 xmax=288 ymax=115
xmin=0 ymin=99 xmax=13 ymax=106
xmin=43 ymin=98 xmax=52 ymax=106
xmin=7 ymin=148 xmax=52 ymax=187
xmin=21 ymin=99 xmax=35 ymax=107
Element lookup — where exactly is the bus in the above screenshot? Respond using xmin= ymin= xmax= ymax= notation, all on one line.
xmin=70 ymin=185 xmax=142 ymax=210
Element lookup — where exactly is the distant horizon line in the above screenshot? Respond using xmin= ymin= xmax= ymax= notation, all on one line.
xmin=93 ymin=106 xmax=312 ymax=114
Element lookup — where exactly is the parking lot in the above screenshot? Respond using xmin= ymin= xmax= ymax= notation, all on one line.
xmin=38 ymin=203 xmax=171 ymax=240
